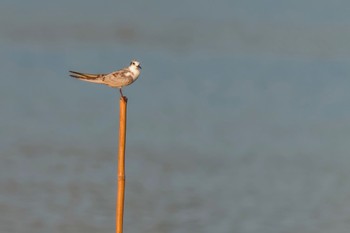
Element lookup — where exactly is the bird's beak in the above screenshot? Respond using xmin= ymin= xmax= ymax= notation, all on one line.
xmin=138 ymin=65 xmax=142 ymax=69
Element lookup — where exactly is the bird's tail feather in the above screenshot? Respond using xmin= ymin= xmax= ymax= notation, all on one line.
xmin=69 ymin=71 xmax=105 ymax=84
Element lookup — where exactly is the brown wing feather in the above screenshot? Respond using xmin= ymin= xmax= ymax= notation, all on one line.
xmin=102 ymin=70 xmax=134 ymax=87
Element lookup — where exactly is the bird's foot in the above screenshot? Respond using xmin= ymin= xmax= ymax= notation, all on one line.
xmin=119 ymin=89 xmax=128 ymax=101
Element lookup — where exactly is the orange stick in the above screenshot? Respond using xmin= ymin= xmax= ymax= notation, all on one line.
xmin=116 ymin=96 xmax=127 ymax=233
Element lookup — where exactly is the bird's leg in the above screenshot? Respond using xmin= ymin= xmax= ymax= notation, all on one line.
xmin=119 ymin=88 xmax=127 ymax=101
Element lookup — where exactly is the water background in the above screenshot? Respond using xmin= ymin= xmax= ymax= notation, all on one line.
xmin=2 ymin=1 xmax=350 ymax=232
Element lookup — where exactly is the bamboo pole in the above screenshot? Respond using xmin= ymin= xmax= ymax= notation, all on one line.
xmin=116 ymin=96 xmax=128 ymax=233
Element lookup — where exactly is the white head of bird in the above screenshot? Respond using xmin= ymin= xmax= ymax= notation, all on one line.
xmin=129 ymin=60 xmax=142 ymax=76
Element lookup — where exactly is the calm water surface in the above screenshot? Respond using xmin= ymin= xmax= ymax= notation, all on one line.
xmin=2 ymin=1 xmax=350 ymax=233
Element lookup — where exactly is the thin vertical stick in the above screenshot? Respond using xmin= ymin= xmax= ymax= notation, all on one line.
xmin=116 ymin=96 xmax=127 ymax=233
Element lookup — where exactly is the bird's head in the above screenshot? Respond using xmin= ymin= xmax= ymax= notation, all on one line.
xmin=130 ymin=60 xmax=142 ymax=70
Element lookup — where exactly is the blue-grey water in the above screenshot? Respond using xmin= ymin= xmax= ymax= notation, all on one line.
xmin=2 ymin=1 xmax=350 ymax=232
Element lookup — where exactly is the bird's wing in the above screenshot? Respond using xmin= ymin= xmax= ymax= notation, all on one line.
xmin=102 ymin=69 xmax=134 ymax=87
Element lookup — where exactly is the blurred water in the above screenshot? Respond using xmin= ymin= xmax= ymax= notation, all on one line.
xmin=2 ymin=1 xmax=350 ymax=233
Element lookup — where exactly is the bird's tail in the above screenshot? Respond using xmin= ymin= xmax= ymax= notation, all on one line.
xmin=69 ymin=71 xmax=105 ymax=84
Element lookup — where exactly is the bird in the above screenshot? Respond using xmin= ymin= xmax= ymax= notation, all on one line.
xmin=69 ymin=59 xmax=142 ymax=98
